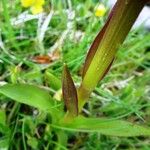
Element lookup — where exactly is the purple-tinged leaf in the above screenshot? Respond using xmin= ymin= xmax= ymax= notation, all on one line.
xmin=100 ymin=58 xmax=114 ymax=81
xmin=62 ymin=64 xmax=78 ymax=117
xmin=78 ymin=0 xmax=147 ymax=111
xmin=82 ymin=5 xmax=116 ymax=78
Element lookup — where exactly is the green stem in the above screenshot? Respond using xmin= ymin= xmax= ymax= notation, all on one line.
xmin=7 ymin=102 xmax=20 ymax=124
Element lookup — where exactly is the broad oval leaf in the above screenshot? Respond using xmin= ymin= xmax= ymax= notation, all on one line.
xmin=0 ymin=84 xmax=54 ymax=111
xmin=57 ymin=116 xmax=150 ymax=137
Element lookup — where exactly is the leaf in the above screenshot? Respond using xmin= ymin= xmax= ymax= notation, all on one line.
xmin=45 ymin=70 xmax=61 ymax=91
xmin=82 ymin=6 xmax=115 ymax=78
xmin=62 ymin=64 xmax=78 ymax=117
xmin=0 ymin=84 xmax=54 ymax=111
xmin=0 ymin=109 xmax=6 ymax=126
xmin=78 ymin=0 xmax=146 ymax=110
xmin=100 ymin=58 xmax=114 ymax=80
xmin=0 ymin=110 xmax=10 ymax=150
xmin=58 ymin=116 xmax=150 ymax=137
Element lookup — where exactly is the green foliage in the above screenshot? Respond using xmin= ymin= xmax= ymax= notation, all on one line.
xmin=62 ymin=64 xmax=78 ymax=117
xmin=0 ymin=0 xmax=150 ymax=149
xmin=0 ymin=84 xmax=54 ymax=111
xmin=60 ymin=116 xmax=150 ymax=137
xmin=0 ymin=109 xmax=10 ymax=150
xmin=45 ymin=70 xmax=61 ymax=91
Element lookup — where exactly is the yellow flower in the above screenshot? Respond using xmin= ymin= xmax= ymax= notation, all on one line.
xmin=95 ymin=4 xmax=106 ymax=17
xmin=21 ymin=0 xmax=45 ymax=14
xmin=31 ymin=4 xmax=43 ymax=14
xmin=21 ymin=0 xmax=34 ymax=7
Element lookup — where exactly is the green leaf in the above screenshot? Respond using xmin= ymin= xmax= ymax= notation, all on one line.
xmin=62 ymin=64 xmax=78 ymax=117
xmin=82 ymin=0 xmax=146 ymax=88
xmin=58 ymin=116 xmax=150 ymax=137
xmin=27 ymin=136 xmax=38 ymax=149
xmin=82 ymin=7 xmax=114 ymax=78
xmin=78 ymin=0 xmax=147 ymax=111
xmin=0 ymin=84 xmax=54 ymax=111
xmin=45 ymin=70 xmax=61 ymax=90
xmin=0 ymin=109 xmax=6 ymax=126
xmin=0 ymin=111 xmax=10 ymax=150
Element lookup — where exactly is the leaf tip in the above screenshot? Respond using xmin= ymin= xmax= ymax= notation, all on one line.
xmin=62 ymin=64 xmax=78 ymax=117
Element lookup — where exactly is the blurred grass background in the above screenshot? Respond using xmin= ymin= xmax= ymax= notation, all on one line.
xmin=0 ymin=0 xmax=150 ymax=149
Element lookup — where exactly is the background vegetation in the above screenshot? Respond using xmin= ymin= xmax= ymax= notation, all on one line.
xmin=0 ymin=0 xmax=150 ymax=149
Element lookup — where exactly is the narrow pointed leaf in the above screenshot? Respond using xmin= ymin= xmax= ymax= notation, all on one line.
xmin=62 ymin=64 xmax=78 ymax=116
xmin=78 ymin=0 xmax=147 ymax=110
xmin=82 ymin=5 xmax=116 ymax=78
xmin=83 ymin=0 xmax=146 ymax=85
xmin=0 ymin=84 xmax=54 ymax=111
xmin=59 ymin=116 xmax=150 ymax=137
xmin=100 ymin=58 xmax=114 ymax=80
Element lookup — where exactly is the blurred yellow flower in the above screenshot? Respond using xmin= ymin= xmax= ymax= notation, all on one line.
xmin=21 ymin=0 xmax=34 ymax=7
xmin=95 ymin=4 xmax=106 ymax=17
xmin=21 ymin=0 xmax=45 ymax=14
xmin=31 ymin=4 xmax=43 ymax=14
